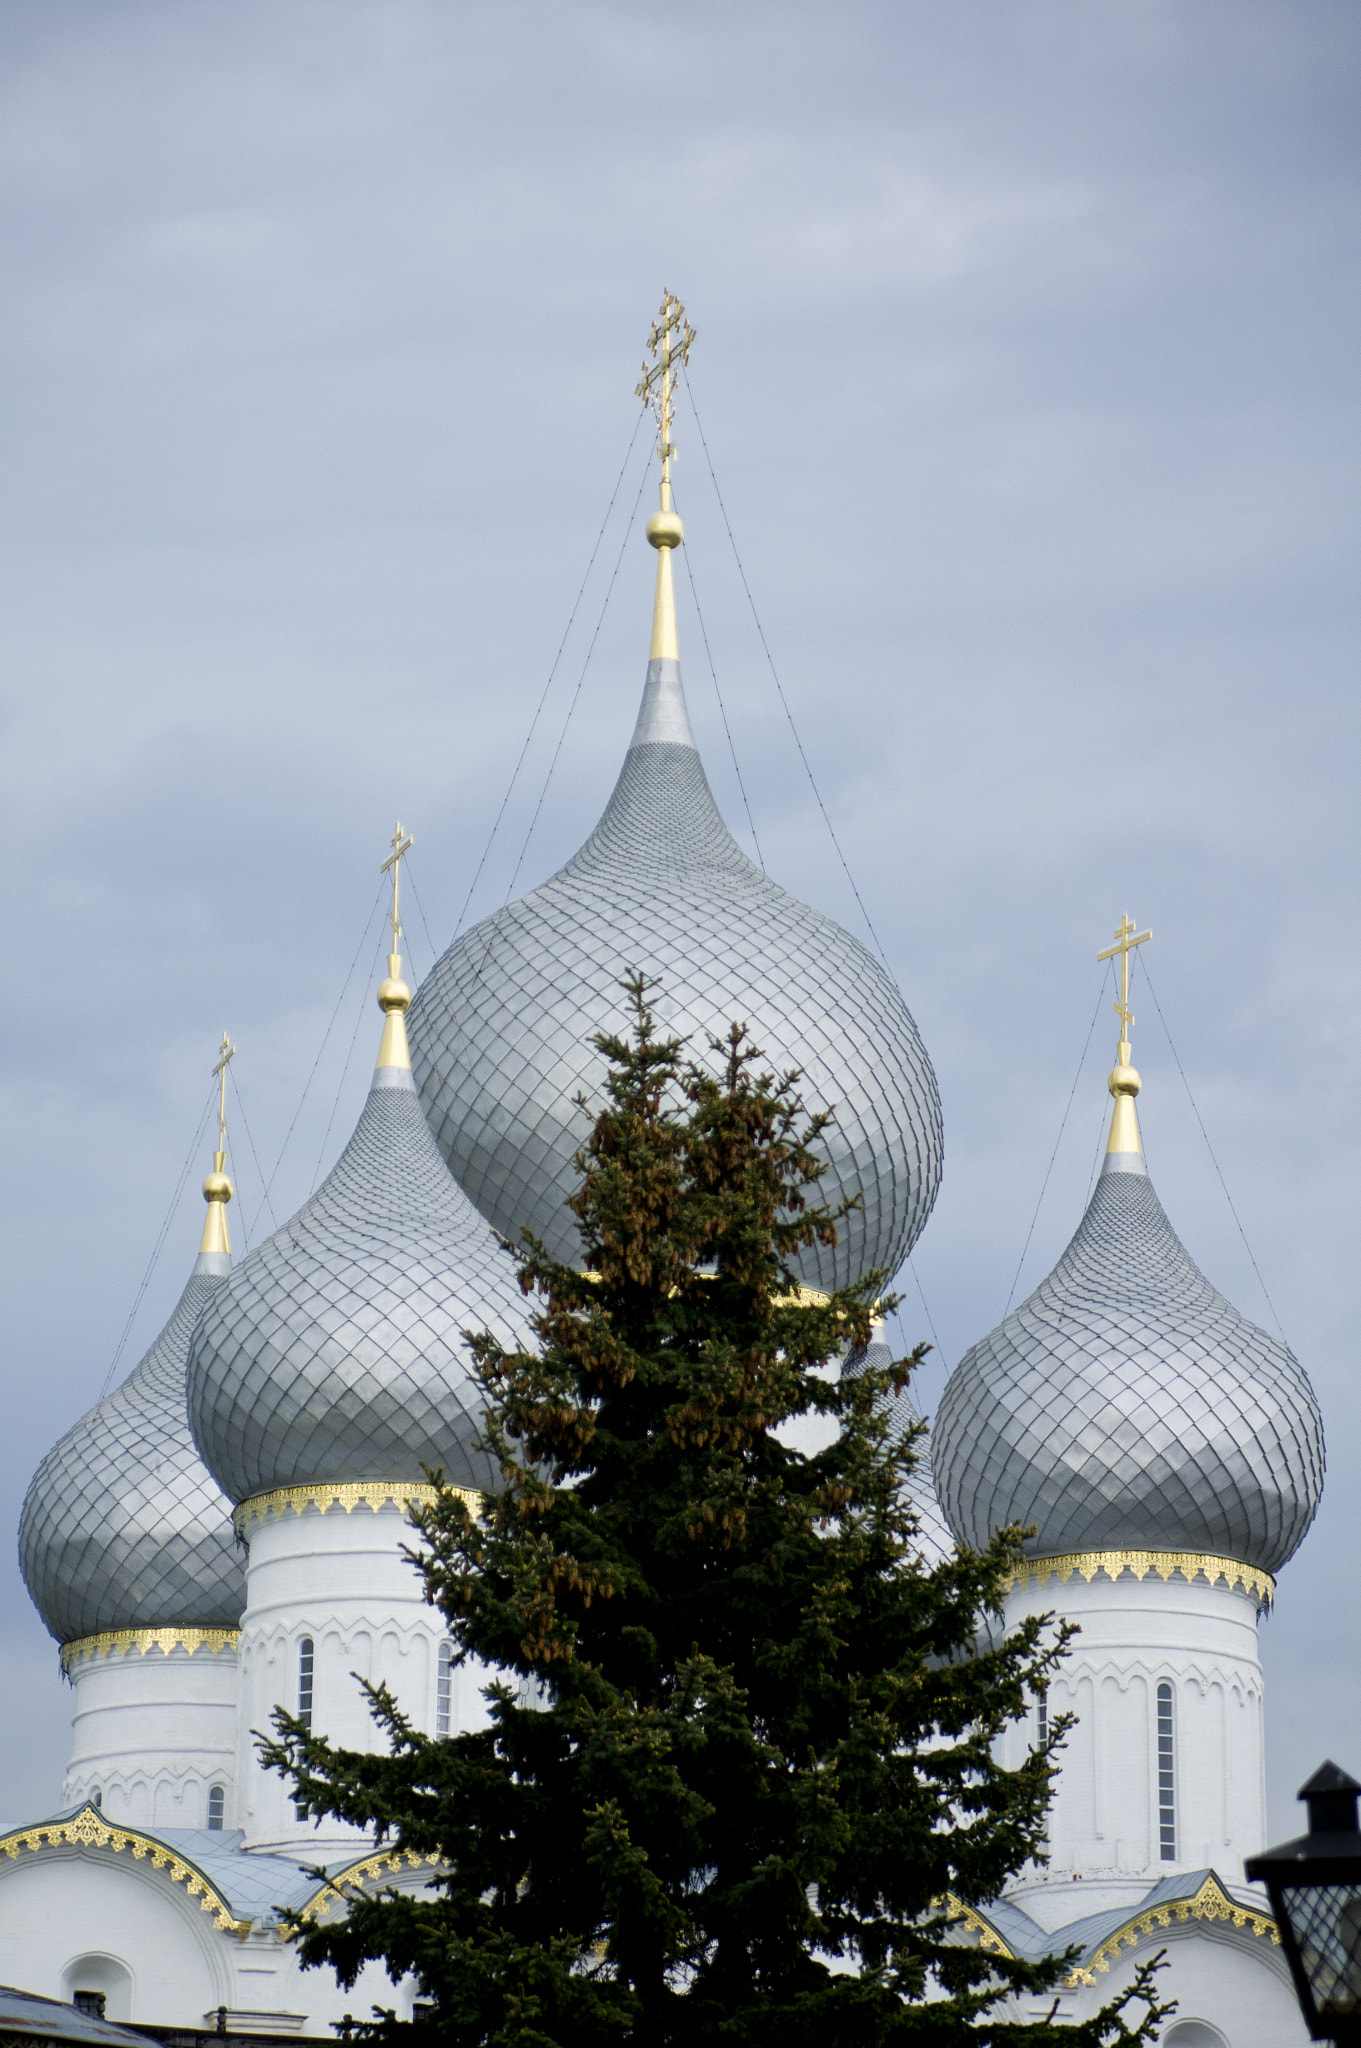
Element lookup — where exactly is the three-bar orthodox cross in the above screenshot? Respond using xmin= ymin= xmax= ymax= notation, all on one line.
xmin=1097 ymin=912 xmax=1152 ymax=1050
xmin=636 ymin=290 xmax=696 ymax=508
xmin=211 ymin=1030 xmax=235 ymax=1171
xmin=381 ymin=821 xmax=414 ymax=971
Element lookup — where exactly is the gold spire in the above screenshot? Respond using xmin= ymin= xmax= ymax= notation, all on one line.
xmin=636 ymin=289 xmax=695 ymax=663
xmin=200 ymin=1032 xmax=235 ymax=1258
xmin=1096 ymin=913 xmax=1152 ymax=1155
xmin=376 ymin=821 xmax=414 ymax=1071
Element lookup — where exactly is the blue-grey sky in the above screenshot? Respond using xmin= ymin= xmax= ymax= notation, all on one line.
xmin=1 ymin=0 xmax=1357 ymax=1840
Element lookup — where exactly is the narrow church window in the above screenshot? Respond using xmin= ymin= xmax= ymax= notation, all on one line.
xmin=207 ymin=1784 xmax=225 ymax=1830
xmin=1036 ymin=1690 xmax=1049 ymax=1750
xmin=73 ymin=1992 xmax=106 ymax=2019
xmin=436 ymin=1642 xmax=453 ymax=1738
xmin=298 ymin=1637 xmax=314 ymax=1729
xmin=91 ymin=1788 xmax=101 ymax=1810
xmin=1156 ymin=1681 xmax=1176 ymax=1860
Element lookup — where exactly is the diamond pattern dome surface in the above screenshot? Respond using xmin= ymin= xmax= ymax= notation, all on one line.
xmin=931 ymin=1156 xmax=1324 ymax=1574
xmin=187 ymin=1070 xmax=532 ymax=1504
xmin=20 ymin=1267 xmax=243 ymax=1645
xmin=408 ymin=658 xmax=943 ymax=1291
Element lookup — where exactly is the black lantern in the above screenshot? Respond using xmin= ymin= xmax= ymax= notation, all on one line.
xmin=1246 ymin=1762 xmax=1361 ymax=2041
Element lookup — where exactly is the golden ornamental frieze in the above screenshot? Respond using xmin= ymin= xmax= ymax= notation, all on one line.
xmin=234 ymin=1480 xmax=480 ymax=1539
xmin=1065 ymin=1872 xmax=1278 ymax=1987
xmin=1005 ymin=1549 xmax=1274 ymax=1608
xmin=0 ymin=1803 xmax=247 ymax=1934
xmin=60 ymin=1626 xmax=240 ymax=1675
xmin=301 ymin=1846 xmax=441 ymax=1924
xmin=939 ymin=1894 xmax=1014 ymax=1957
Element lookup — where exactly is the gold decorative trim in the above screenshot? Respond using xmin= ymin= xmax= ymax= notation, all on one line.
xmin=0 ymin=1803 xmax=247 ymax=1934
xmin=300 ymin=1846 xmax=442 ymax=1925
xmin=234 ymin=1480 xmax=481 ymax=1539
xmin=941 ymin=1893 xmax=1014 ymax=1958
xmin=1065 ymin=1871 xmax=1278 ymax=1987
xmin=61 ymin=1626 xmax=240 ymax=1675
xmin=1005 ymin=1550 xmax=1274 ymax=1609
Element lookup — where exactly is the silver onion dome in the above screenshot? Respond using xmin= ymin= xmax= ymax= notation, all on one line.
xmin=20 ymin=1261 xmax=243 ymax=1645
xmin=187 ymin=954 xmax=532 ymax=1506
xmin=407 ymin=654 xmax=942 ymax=1291
xmin=932 ymin=1143 xmax=1325 ymax=1577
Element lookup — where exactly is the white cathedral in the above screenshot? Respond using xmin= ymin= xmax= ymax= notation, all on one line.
xmin=0 ymin=302 xmax=1327 ymax=2048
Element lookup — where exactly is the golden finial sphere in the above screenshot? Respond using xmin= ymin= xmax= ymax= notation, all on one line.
xmin=1107 ymin=1062 xmax=1141 ymax=1100
xmin=646 ymin=510 xmax=684 ymax=550
xmin=378 ymin=977 xmax=412 ymax=1014
xmin=202 ymin=1171 xmax=234 ymax=1204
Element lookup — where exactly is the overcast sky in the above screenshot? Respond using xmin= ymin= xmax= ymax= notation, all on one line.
xmin=0 ymin=0 xmax=1356 ymax=1840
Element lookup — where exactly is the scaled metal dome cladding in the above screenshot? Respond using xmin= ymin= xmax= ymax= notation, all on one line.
xmin=21 ymin=1269 xmax=243 ymax=1646
xmin=932 ymin=1155 xmax=1325 ymax=1575
xmin=408 ymin=662 xmax=943 ymax=1293
xmin=187 ymin=1069 xmax=531 ymax=1506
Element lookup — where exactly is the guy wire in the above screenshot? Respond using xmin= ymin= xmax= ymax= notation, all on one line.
xmin=673 ymin=498 xmax=765 ymax=868
xmin=681 ymin=365 xmax=892 ymax=970
xmin=1002 ymin=963 xmax=1112 ymax=1317
xmin=226 ymin=1065 xmax=277 ymax=1246
xmin=450 ymin=409 xmax=648 ymax=944
xmin=309 ymin=923 xmax=389 ymax=1195
xmin=97 ymin=1083 xmax=216 ymax=1400
xmin=1137 ymin=955 xmax=1287 ymax=1342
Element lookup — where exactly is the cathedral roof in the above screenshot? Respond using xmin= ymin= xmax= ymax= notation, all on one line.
xmin=932 ymin=958 xmax=1324 ymax=1575
xmin=187 ymin=886 xmax=530 ymax=1506
xmin=407 ymin=361 xmax=941 ymax=1291
xmin=20 ymin=1262 xmax=243 ymax=1647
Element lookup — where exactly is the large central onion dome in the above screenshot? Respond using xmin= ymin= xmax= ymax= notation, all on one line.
xmin=20 ymin=1149 xmax=243 ymax=1646
xmin=933 ymin=988 xmax=1324 ymax=1576
xmin=408 ymin=331 xmax=941 ymax=1291
xmin=188 ymin=914 xmax=531 ymax=1506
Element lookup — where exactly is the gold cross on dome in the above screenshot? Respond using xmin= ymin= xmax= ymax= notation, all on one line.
xmin=211 ymin=1031 xmax=235 ymax=1167
xmin=1097 ymin=913 xmax=1152 ymax=1048
xmin=380 ymin=820 xmax=413 ymax=952
xmin=635 ymin=290 xmax=696 ymax=492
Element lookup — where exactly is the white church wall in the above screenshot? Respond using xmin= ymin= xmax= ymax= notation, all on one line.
xmin=1063 ymin=1920 xmax=1309 ymax=2048
xmin=62 ymin=1642 xmax=238 ymax=1830
xmin=235 ymin=1499 xmax=494 ymax=1856
xmin=998 ymin=1567 xmax=1267 ymax=1925
xmin=0 ymin=1848 xmax=230 ymax=2024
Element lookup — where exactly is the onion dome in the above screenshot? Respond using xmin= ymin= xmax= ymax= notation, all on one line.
xmin=845 ymin=1327 xmax=952 ymax=1563
xmin=932 ymin=923 xmax=1324 ymax=1575
xmin=407 ymin=296 xmax=942 ymax=1292
xmin=20 ymin=1053 xmax=244 ymax=1644
xmin=187 ymin=838 xmax=531 ymax=1506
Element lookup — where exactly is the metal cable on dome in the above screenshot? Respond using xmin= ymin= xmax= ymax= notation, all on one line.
xmin=673 ymin=508 xmax=765 ymax=869
xmin=96 ymin=1083 xmax=216 ymax=1400
xmin=680 ymin=364 xmax=892 ymax=971
xmin=450 ymin=410 xmax=649 ymax=945
xmin=245 ymin=879 xmax=387 ymax=1239
xmin=225 ymin=1065 xmax=277 ymax=1246
xmin=1002 ymin=963 xmax=1113 ymax=1318
xmin=1137 ymin=954 xmax=1287 ymax=1342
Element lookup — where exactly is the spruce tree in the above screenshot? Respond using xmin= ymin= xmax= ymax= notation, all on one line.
xmin=265 ymin=978 xmax=1169 ymax=2046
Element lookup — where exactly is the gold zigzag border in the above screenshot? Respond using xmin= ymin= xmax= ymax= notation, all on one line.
xmin=0 ymin=1804 xmax=247 ymax=1935
xmin=940 ymin=1873 xmax=1278 ymax=1987
xmin=234 ymin=1480 xmax=481 ymax=1540
xmin=300 ymin=1847 xmax=442 ymax=1925
xmin=1004 ymin=1549 xmax=1275 ymax=1609
xmin=60 ymin=1626 xmax=240 ymax=1675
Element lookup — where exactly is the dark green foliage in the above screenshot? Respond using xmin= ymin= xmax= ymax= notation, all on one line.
xmin=263 ymin=979 xmax=1170 ymax=2047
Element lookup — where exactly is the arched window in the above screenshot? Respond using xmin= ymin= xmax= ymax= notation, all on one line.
xmin=436 ymin=1643 xmax=454 ymax=1738
xmin=294 ymin=1637 xmax=316 ymax=1822
xmin=298 ymin=1637 xmax=315 ymax=1729
xmin=90 ymin=1788 xmax=102 ymax=1810
xmin=1156 ymin=1680 xmax=1176 ymax=1861
xmin=207 ymin=1784 xmax=225 ymax=1830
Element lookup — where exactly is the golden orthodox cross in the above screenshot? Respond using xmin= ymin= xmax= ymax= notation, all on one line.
xmin=1097 ymin=912 xmax=1152 ymax=1047
xmin=381 ymin=821 xmax=414 ymax=956
xmin=211 ymin=1030 xmax=235 ymax=1167
xmin=635 ymin=290 xmax=696 ymax=502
